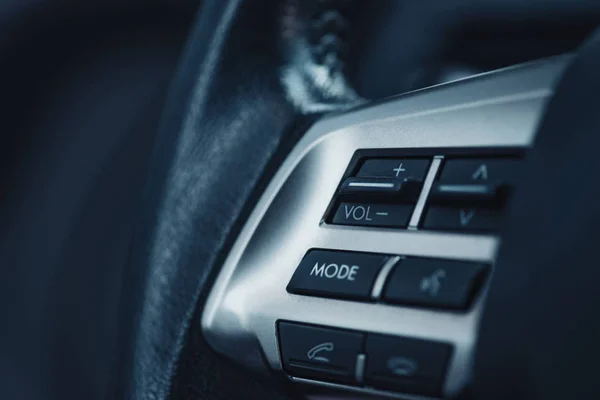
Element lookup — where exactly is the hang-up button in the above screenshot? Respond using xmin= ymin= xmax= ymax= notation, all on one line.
xmin=364 ymin=334 xmax=452 ymax=396
xmin=287 ymin=250 xmax=389 ymax=301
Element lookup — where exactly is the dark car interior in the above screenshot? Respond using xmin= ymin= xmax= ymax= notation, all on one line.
xmin=2 ymin=1 xmax=600 ymax=399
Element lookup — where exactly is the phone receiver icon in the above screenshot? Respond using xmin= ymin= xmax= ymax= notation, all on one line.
xmin=386 ymin=356 xmax=418 ymax=376
xmin=306 ymin=342 xmax=334 ymax=363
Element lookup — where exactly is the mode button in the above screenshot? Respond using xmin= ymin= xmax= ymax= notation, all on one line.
xmin=287 ymin=250 xmax=388 ymax=301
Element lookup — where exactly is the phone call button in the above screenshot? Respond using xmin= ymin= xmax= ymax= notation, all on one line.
xmin=278 ymin=321 xmax=364 ymax=384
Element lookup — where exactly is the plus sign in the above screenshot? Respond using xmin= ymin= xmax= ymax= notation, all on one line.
xmin=392 ymin=163 xmax=406 ymax=177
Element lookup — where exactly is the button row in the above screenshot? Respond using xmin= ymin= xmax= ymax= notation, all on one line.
xmin=287 ymin=249 xmax=488 ymax=311
xmin=279 ymin=321 xmax=453 ymax=396
xmin=329 ymin=155 xmax=521 ymax=232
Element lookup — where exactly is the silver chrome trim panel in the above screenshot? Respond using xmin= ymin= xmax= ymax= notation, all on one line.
xmin=202 ymin=56 xmax=570 ymax=398
xmin=409 ymin=156 xmax=443 ymax=228
xmin=293 ymin=376 xmax=438 ymax=400
xmin=355 ymin=354 xmax=366 ymax=384
xmin=371 ymin=256 xmax=401 ymax=300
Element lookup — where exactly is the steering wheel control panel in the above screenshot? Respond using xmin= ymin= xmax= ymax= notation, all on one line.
xmin=202 ymin=57 xmax=568 ymax=399
xmin=283 ymin=248 xmax=488 ymax=396
xmin=326 ymin=152 xmax=521 ymax=233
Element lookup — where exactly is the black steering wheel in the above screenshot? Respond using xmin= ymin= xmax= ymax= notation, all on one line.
xmin=2 ymin=1 xmax=600 ymax=400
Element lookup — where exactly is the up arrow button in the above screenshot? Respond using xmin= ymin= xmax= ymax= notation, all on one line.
xmin=439 ymin=158 xmax=520 ymax=184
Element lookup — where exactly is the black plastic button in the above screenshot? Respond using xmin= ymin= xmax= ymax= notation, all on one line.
xmin=440 ymin=158 xmax=519 ymax=183
xmin=287 ymin=250 xmax=388 ymax=301
xmin=278 ymin=322 xmax=364 ymax=384
xmin=364 ymin=334 xmax=452 ymax=396
xmin=383 ymin=258 xmax=487 ymax=310
xmin=423 ymin=206 xmax=503 ymax=231
xmin=332 ymin=203 xmax=413 ymax=228
xmin=357 ymin=159 xmax=430 ymax=180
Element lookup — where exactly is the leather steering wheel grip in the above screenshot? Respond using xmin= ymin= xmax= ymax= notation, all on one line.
xmin=118 ymin=1 xmax=360 ymax=399
xmin=473 ymin=28 xmax=600 ymax=400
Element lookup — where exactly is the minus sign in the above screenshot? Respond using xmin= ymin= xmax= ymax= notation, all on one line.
xmin=376 ymin=212 xmax=389 ymax=216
